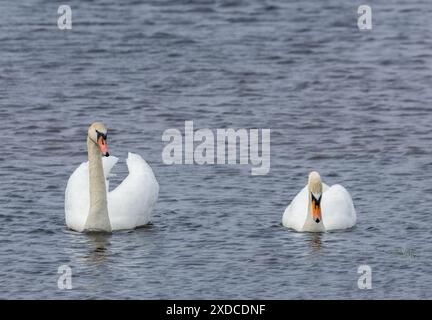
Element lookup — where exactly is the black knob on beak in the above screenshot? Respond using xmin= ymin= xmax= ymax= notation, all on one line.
xmin=105 ymin=152 xmax=110 ymax=157
xmin=315 ymin=218 xmax=320 ymax=223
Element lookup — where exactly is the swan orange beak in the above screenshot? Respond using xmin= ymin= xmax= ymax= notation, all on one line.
xmin=311 ymin=193 xmax=322 ymax=223
xmin=98 ymin=136 xmax=109 ymax=157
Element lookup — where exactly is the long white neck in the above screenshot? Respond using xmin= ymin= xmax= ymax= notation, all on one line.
xmin=84 ymin=137 xmax=111 ymax=232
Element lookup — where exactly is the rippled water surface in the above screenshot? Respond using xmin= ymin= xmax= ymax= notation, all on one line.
xmin=1 ymin=0 xmax=432 ymax=299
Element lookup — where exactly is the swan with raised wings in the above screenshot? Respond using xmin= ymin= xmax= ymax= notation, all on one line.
xmin=282 ymin=171 xmax=356 ymax=232
xmin=65 ymin=122 xmax=159 ymax=232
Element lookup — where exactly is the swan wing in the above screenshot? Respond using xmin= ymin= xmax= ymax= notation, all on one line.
xmin=65 ymin=156 xmax=119 ymax=232
xmin=322 ymin=184 xmax=356 ymax=230
xmin=282 ymin=185 xmax=309 ymax=231
xmin=108 ymin=153 xmax=159 ymax=231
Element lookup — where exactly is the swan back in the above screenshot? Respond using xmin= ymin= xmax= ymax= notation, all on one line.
xmin=282 ymin=186 xmax=309 ymax=231
xmin=108 ymin=153 xmax=159 ymax=230
xmin=321 ymin=184 xmax=356 ymax=230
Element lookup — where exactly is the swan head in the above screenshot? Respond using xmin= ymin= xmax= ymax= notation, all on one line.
xmin=88 ymin=122 xmax=109 ymax=157
xmin=308 ymin=171 xmax=322 ymax=224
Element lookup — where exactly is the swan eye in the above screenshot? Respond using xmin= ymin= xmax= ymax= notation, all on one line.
xmin=96 ymin=130 xmax=107 ymax=141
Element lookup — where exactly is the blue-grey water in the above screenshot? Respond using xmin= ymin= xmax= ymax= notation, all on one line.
xmin=1 ymin=0 xmax=431 ymax=299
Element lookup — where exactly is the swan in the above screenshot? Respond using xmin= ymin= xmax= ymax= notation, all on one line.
xmin=65 ymin=122 xmax=159 ymax=232
xmin=282 ymin=171 xmax=356 ymax=232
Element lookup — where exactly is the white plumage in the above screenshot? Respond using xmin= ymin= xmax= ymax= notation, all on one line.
xmin=65 ymin=153 xmax=159 ymax=232
xmin=282 ymin=176 xmax=356 ymax=232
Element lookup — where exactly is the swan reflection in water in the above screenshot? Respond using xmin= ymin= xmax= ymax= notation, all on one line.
xmin=85 ymin=232 xmax=112 ymax=264
xmin=309 ymin=233 xmax=323 ymax=252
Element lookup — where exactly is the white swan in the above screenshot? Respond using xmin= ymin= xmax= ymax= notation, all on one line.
xmin=282 ymin=171 xmax=356 ymax=232
xmin=65 ymin=122 xmax=159 ymax=232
